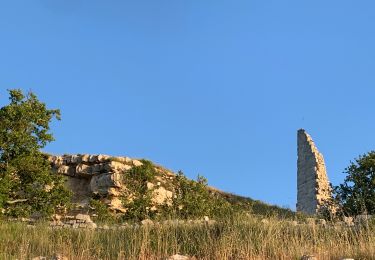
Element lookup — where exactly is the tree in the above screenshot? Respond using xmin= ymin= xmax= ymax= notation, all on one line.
xmin=0 ymin=89 xmax=71 ymax=217
xmin=334 ymin=151 xmax=375 ymax=216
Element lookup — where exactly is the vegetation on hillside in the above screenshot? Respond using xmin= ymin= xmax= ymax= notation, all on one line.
xmin=334 ymin=151 xmax=375 ymax=216
xmin=0 ymin=89 xmax=71 ymax=218
xmin=89 ymin=160 xmax=295 ymax=223
xmin=121 ymin=160 xmax=156 ymax=221
xmin=164 ymin=172 xmax=233 ymax=219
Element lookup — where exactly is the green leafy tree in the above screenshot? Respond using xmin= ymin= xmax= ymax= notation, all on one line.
xmin=334 ymin=151 xmax=375 ymax=216
xmin=0 ymin=89 xmax=71 ymax=217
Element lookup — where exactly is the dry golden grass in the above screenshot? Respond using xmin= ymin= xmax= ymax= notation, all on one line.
xmin=0 ymin=216 xmax=374 ymax=260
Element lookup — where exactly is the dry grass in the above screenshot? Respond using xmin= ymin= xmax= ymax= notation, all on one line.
xmin=0 ymin=216 xmax=374 ymax=260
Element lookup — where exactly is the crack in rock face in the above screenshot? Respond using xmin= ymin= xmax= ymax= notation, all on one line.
xmin=297 ymin=129 xmax=332 ymax=215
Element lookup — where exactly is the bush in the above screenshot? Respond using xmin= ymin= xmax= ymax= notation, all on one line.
xmin=121 ymin=160 xmax=156 ymax=221
xmin=89 ymin=199 xmax=116 ymax=223
xmin=170 ymin=171 xmax=233 ymax=219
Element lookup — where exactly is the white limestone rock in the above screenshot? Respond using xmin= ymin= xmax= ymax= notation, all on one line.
xmin=106 ymin=197 xmax=126 ymax=213
xmin=98 ymin=154 xmax=111 ymax=162
xmin=75 ymin=214 xmax=93 ymax=223
xmin=57 ymin=165 xmax=71 ymax=175
xmin=76 ymin=164 xmax=93 ymax=176
xmin=152 ymin=186 xmax=173 ymax=205
xmin=132 ymin=159 xmax=143 ymax=167
xmin=81 ymin=154 xmax=90 ymax=162
xmin=104 ymin=161 xmax=132 ymax=172
xmin=110 ymin=156 xmax=132 ymax=164
xmin=90 ymin=173 xmax=122 ymax=195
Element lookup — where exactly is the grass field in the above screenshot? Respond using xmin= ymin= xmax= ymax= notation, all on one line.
xmin=0 ymin=215 xmax=374 ymax=260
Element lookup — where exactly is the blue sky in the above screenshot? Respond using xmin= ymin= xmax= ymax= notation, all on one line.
xmin=1 ymin=1 xmax=375 ymax=209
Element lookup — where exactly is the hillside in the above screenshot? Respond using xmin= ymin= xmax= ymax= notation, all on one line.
xmin=49 ymin=154 xmax=294 ymax=221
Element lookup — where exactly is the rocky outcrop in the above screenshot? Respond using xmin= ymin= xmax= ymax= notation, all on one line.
xmin=49 ymin=154 xmax=174 ymax=213
xmin=51 ymin=213 xmax=97 ymax=229
xmin=297 ymin=129 xmax=332 ymax=215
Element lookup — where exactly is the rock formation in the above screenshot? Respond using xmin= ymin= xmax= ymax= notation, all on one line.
xmin=49 ymin=154 xmax=174 ymax=213
xmin=297 ymin=129 xmax=332 ymax=215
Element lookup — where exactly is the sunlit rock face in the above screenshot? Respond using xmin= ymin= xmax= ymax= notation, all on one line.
xmin=49 ymin=154 xmax=174 ymax=213
xmin=297 ymin=129 xmax=332 ymax=215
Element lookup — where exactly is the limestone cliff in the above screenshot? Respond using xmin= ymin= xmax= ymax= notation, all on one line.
xmin=49 ymin=154 xmax=174 ymax=213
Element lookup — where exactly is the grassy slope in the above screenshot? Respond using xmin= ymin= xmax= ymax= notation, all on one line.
xmin=1 ymin=216 xmax=374 ymax=259
xmin=143 ymin=160 xmax=295 ymax=219
xmin=212 ymin=188 xmax=295 ymax=218
xmin=2 ymin=159 xmax=373 ymax=259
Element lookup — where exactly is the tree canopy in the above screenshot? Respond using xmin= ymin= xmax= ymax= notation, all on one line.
xmin=0 ymin=89 xmax=71 ymax=217
xmin=334 ymin=151 xmax=375 ymax=216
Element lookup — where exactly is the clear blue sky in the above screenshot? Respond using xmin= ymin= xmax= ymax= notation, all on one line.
xmin=1 ymin=1 xmax=375 ymax=209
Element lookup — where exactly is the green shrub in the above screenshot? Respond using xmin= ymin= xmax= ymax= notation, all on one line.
xmin=170 ymin=171 xmax=233 ymax=219
xmin=89 ymin=199 xmax=116 ymax=223
xmin=121 ymin=160 xmax=156 ymax=221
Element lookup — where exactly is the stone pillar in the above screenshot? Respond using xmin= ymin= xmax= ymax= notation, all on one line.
xmin=297 ymin=129 xmax=331 ymax=215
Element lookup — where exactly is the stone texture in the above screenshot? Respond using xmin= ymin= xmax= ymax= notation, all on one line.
xmin=152 ymin=186 xmax=173 ymax=205
xmin=75 ymin=213 xmax=92 ymax=222
xmin=49 ymin=154 xmax=175 ymax=215
xmin=300 ymin=255 xmax=317 ymax=260
xmin=50 ymin=214 xmax=97 ymax=229
xmin=132 ymin=159 xmax=143 ymax=167
xmin=166 ymin=254 xmax=191 ymax=260
xmin=50 ymin=154 xmax=135 ymax=213
xmin=297 ymin=129 xmax=332 ymax=215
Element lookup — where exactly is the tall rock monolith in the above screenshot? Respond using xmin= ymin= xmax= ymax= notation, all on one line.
xmin=297 ymin=129 xmax=332 ymax=215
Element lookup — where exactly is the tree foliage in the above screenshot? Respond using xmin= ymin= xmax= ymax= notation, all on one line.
xmin=121 ymin=160 xmax=156 ymax=221
xmin=0 ymin=89 xmax=71 ymax=217
xmin=334 ymin=151 xmax=375 ymax=216
xmin=171 ymin=171 xmax=233 ymax=219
